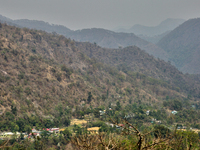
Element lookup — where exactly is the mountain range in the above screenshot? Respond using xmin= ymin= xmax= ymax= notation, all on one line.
xmin=0 ymin=15 xmax=71 ymax=35
xmin=114 ymin=18 xmax=185 ymax=36
xmin=0 ymin=14 xmax=168 ymax=61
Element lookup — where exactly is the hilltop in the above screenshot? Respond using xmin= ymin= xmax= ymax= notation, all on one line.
xmin=157 ymin=18 xmax=200 ymax=74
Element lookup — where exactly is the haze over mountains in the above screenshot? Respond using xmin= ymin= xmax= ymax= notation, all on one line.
xmin=114 ymin=18 xmax=185 ymax=36
xmin=67 ymin=28 xmax=169 ymax=61
xmin=0 ymin=14 xmax=168 ymax=61
xmin=114 ymin=18 xmax=185 ymax=44
xmin=0 ymin=14 xmax=71 ymax=35
xmin=137 ymin=31 xmax=171 ymax=44
xmin=157 ymin=18 xmax=200 ymax=74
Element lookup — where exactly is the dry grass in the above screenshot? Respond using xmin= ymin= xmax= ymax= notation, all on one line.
xmin=70 ymin=119 xmax=87 ymax=126
xmin=87 ymin=127 xmax=100 ymax=131
xmin=59 ymin=128 xmax=66 ymax=132
xmin=87 ymin=127 xmax=100 ymax=134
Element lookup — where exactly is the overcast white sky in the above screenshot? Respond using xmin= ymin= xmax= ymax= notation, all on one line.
xmin=0 ymin=0 xmax=200 ymax=30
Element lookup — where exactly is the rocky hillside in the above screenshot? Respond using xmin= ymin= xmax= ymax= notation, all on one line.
xmin=157 ymin=18 xmax=200 ymax=74
xmin=1 ymin=23 xmax=199 ymax=119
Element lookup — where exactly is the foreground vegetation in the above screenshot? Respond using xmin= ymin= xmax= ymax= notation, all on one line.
xmin=1 ymin=118 xmax=200 ymax=149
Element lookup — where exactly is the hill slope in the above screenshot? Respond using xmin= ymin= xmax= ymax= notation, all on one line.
xmin=157 ymin=18 xmax=200 ymax=74
xmin=1 ymin=23 xmax=200 ymax=117
xmin=75 ymin=41 xmax=200 ymax=98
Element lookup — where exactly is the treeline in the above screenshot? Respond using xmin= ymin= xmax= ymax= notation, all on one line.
xmin=1 ymin=119 xmax=200 ymax=149
xmin=0 ymin=105 xmax=70 ymax=133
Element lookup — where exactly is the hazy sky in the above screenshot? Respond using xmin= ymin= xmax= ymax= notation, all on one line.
xmin=0 ymin=0 xmax=200 ymax=30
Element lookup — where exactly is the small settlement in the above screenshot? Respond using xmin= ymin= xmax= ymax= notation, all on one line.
xmin=0 ymin=128 xmax=61 ymax=140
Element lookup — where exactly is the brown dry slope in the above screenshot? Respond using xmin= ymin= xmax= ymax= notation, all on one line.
xmin=0 ymin=23 xmax=200 ymax=119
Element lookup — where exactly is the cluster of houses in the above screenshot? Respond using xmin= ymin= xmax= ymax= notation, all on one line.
xmin=106 ymin=122 xmax=126 ymax=129
xmin=0 ymin=109 xmax=182 ymax=140
xmin=28 ymin=128 xmax=60 ymax=138
xmin=171 ymin=110 xmax=178 ymax=115
xmin=151 ymin=118 xmax=162 ymax=124
xmin=99 ymin=108 xmax=112 ymax=116
xmin=0 ymin=132 xmax=22 ymax=139
xmin=32 ymin=128 xmax=60 ymax=134
xmin=0 ymin=128 xmax=61 ymax=140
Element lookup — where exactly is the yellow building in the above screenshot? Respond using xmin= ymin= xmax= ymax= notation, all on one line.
xmin=87 ymin=127 xmax=100 ymax=134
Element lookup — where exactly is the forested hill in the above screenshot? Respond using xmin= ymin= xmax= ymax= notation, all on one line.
xmin=0 ymin=23 xmax=200 ymax=126
xmin=157 ymin=18 xmax=200 ymax=74
xmin=75 ymin=41 xmax=200 ymax=98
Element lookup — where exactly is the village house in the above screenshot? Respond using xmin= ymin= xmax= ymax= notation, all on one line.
xmin=171 ymin=110 xmax=178 ymax=115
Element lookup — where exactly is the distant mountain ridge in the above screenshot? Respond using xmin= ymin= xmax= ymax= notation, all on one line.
xmin=0 ymin=14 xmax=72 ymax=35
xmin=137 ymin=31 xmax=171 ymax=44
xmin=114 ymin=18 xmax=185 ymax=36
xmin=14 ymin=19 xmax=72 ymax=35
xmin=157 ymin=18 xmax=200 ymax=74
xmin=0 ymin=14 xmax=168 ymax=61
xmin=67 ymin=28 xmax=169 ymax=61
